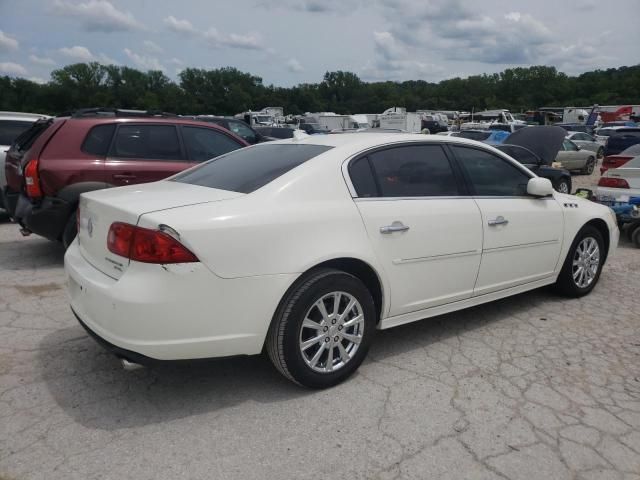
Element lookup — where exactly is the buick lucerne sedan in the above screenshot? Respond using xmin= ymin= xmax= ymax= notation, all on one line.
xmin=65 ymin=133 xmax=619 ymax=388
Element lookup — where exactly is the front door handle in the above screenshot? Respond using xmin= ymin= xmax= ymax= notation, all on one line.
xmin=488 ymin=216 xmax=509 ymax=226
xmin=380 ymin=221 xmax=410 ymax=234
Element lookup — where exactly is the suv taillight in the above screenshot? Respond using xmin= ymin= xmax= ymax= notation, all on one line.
xmin=598 ymin=177 xmax=630 ymax=189
xmin=24 ymin=159 xmax=42 ymax=198
xmin=107 ymin=222 xmax=198 ymax=264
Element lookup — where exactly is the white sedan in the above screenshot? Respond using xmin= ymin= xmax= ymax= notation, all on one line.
xmin=65 ymin=133 xmax=619 ymax=388
xmin=596 ymin=155 xmax=640 ymax=202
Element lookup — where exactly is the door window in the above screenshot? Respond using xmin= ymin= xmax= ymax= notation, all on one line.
xmin=227 ymin=121 xmax=257 ymax=144
xmin=363 ymin=144 xmax=459 ymax=197
xmin=82 ymin=124 xmax=116 ymax=156
xmin=182 ymin=126 xmax=243 ymax=161
xmin=452 ymin=146 xmax=531 ymax=196
xmin=111 ymin=124 xmax=183 ymax=160
xmin=0 ymin=120 xmax=36 ymax=145
xmin=563 ymin=139 xmax=578 ymax=151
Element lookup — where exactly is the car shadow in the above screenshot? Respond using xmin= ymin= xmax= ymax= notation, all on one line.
xmin=0 ymin=236 xmax=65 ymax=270
xmin=37 ymin=286 xmax=563 ymax=432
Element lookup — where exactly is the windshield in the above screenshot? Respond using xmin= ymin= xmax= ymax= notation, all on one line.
xmin=173 ymin=144 xmax=333 ymax=193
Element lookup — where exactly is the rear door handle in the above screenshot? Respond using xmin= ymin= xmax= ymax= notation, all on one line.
xmin=380 ymin=221 xmax=410 ymax=234
xmin=113 ymin=174 xmax=137 ymax=180
xmin=488 ymin=216 xmax=509 ymax=226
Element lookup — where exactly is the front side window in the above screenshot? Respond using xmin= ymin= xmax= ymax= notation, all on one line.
xmin=173 ymin=144 xmax=332 ymax=193
xmin=182 ymin=126 xmax=243 ymax=161
xmin=111 ymin=124 xmax=183 ymax=160
xmin=563 ymin=139 xmax=578 ymax=151
xmin=452 ymin=146 xmax=530 ymax=196
xmin=365 ymin=144 xmax=459 ymax=197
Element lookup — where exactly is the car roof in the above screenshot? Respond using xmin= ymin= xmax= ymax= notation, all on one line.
xmin=0 ymin=112 xmax=50 ymax=121
xmin=63 ymin=116 xmax=240 ymax=130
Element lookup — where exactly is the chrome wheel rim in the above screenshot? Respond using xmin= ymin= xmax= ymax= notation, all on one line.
xmin=587 ymin=159 xmax=595 ymax=174
xmin=299 ymin=291 xmax=364 ymax=373
xmin=558 ymin=182 xmax=569 ymax=194
xmin=572 ymin=237 xmax=600 ymax=288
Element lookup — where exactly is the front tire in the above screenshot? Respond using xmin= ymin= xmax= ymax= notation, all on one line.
xmin=266 ymin=268 xmax=376 ymax=388
xmin=555 ymin=178 xmax=571 ymax=194
xmin=553 ymin=225 xmax=604 ymax=297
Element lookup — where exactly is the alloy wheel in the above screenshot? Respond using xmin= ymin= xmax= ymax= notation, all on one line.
xmin=557 ymin=181 xmax=570 ymax=194
xmin=572 ymin=237 xmax=600 ymax=288
xmin=298 ymin=291 xmax=365 ymax=373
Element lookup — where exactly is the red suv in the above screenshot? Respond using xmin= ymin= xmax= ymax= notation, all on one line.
xmin=3 ymin=109 xmax=248 ymax=247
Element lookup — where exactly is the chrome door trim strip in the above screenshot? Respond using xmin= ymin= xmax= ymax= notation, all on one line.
xmin=393 ymin=249 xmax=481 ymax=265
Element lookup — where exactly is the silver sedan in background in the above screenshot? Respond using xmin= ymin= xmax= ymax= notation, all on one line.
xmin=566 ymin=131 xmax=604 ymax=158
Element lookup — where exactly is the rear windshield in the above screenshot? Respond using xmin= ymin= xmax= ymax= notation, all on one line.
xmin=455 ymin=131 xmax=491 ymax=141
xmin=172 ymin=143 xmax=333 ymax=193
xmin=11 ymin=118 xmax=54 ymax=152
xmin=0 ymin=120 xmax=36 ymax=145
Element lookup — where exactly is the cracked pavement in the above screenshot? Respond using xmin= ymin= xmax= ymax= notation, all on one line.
xmin=1 ymin=206 xmax=639 ymax=479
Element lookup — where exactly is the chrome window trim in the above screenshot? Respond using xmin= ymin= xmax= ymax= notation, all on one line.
xmin=354 ymin=195 xmax=554 ymax=202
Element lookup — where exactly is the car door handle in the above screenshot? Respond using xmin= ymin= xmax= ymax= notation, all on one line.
xmin=488 ymin=216 xmax=509 ymax=226
xmin=380 ymin=221 xmax=410 ymax=234
xmin=113 ymin=174 xmax=137 ymax=180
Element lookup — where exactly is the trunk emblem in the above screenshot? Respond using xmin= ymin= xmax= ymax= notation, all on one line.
xmin=87 ymin=218 xmax=94 ymax=237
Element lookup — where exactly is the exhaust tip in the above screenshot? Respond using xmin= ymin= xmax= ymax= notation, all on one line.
xmin=120 ymin=358 xmax=144 ymax=371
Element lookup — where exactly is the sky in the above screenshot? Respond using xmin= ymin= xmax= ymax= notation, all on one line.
xmin=0 ymin=0 xmax=639 ymax=86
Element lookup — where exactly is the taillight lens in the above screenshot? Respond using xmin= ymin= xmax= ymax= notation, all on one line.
xmin=24 ymin=159 xmax=42 ymax=198
xmin=107 ymin=222 xmax=198 ymax=263
xmin=597 ymin=177 xmax=630 ymax=188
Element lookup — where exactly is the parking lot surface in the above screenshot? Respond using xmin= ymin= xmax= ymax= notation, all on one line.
xmin=1 ymin=205 xmax=639 ymax=479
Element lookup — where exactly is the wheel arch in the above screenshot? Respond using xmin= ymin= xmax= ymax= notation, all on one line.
xmin=275 ymin=257 xmax=386 ymax=326
xmin=584 ymin=218 xmax=610 ymax=262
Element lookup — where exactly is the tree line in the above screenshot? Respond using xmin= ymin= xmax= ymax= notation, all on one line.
xmin=1 ymin=63 xmax=639 ymax=117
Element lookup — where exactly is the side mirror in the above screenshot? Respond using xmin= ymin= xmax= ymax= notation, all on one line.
xmin=527 ymin=177 xmax=554 ymax=197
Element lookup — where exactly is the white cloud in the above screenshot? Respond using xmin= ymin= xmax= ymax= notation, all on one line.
xmin=169 ymin=57 xmax=183 ymax=65
xmin=51 ymin=0 xmax=144 ymax=32
xmin=59 ymin=45 xmax=95 ymax=62
xmin=143 ymin=40 xmax=163 ymax=54
xmin=286 ymin=58 xmax=304 ymax=73
xmin=0 ymin=30 xmax=19 ymax=51
xmin=123 ymin=48 xmax=165 ymax=71
xmin=28 ymin=76 xmax=47 ymax=84
xmin=163 ymin=15 xmax=197 ymax=35
xmin=29 ymin=54 xmax=56 ymax=66
xmin=204 ymin=28 xmax=263 ymax=50
xmin=0 ymin=62 xmax=28 ymax=76
xmin=58 ymin=45 xmax=117 ymax=64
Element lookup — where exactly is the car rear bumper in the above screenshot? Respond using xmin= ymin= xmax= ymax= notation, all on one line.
xmin=12 ymin=193 xmax=72 ymax=240
xmin=64 ymin=239 xmax=297 ymax=361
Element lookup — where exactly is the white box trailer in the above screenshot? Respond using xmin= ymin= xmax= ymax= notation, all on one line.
xmin=379 ymin=112 xmax=423 ymax=133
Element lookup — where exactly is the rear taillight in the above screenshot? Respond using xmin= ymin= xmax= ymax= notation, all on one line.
xmin=597 ymin=177 xmax=630 ymax=189
xmin=107 ymin=222 xmax=198 ymax=263
xmin=24 ymin=159 xmax=42 ymax=198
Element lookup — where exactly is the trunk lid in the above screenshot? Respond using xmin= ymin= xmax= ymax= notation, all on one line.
xmin=77 ymin=181 xmax=243 ymax=279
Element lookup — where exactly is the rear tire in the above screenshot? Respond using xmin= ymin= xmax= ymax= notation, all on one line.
xmin=61 ymin=211 xmax=77 ymax=250
xmin=553 ymin=225 xmax=604 ymax=297
xmin=266 ymin=268 xmax=376 ymax=388
xmin=631 ymin=224 xmax=640 ymax=248
xmin=581 ymin=156 xmax=595 ymax=175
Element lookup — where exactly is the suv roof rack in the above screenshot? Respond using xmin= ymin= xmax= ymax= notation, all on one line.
xmin=60 ymin=108 xmax=179 ymax=118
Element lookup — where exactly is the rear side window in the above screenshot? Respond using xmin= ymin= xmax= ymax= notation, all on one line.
xmin=182 ymin=126 xmax=243 ymax=161
xmin=366 ymin=145 xmax=459 ymax=197
xmin=173 ymin=144 xmax=332 ymax=193
xmin=111 ymin=124 xmax=183 ymax=160
xmin=227 ymin=121 xmax=257 ymax=143
xmin=0 ymin=120 xmax=35 ymax=145
xmin=82 ymin=124 xmax=116 ymax=156
xmin=11 ymin=118 xmax=53 ymax=152
xmin=348 ymin=157 xmax=378 ymax=197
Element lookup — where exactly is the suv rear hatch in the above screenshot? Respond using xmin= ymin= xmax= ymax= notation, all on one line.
xmin=77 ymin=181 xmax=243 ymax=279
xmin=4 ymin=117 xmax=63 ymax=192
xmin=604 ymin=129 xmax=640 ymax=156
